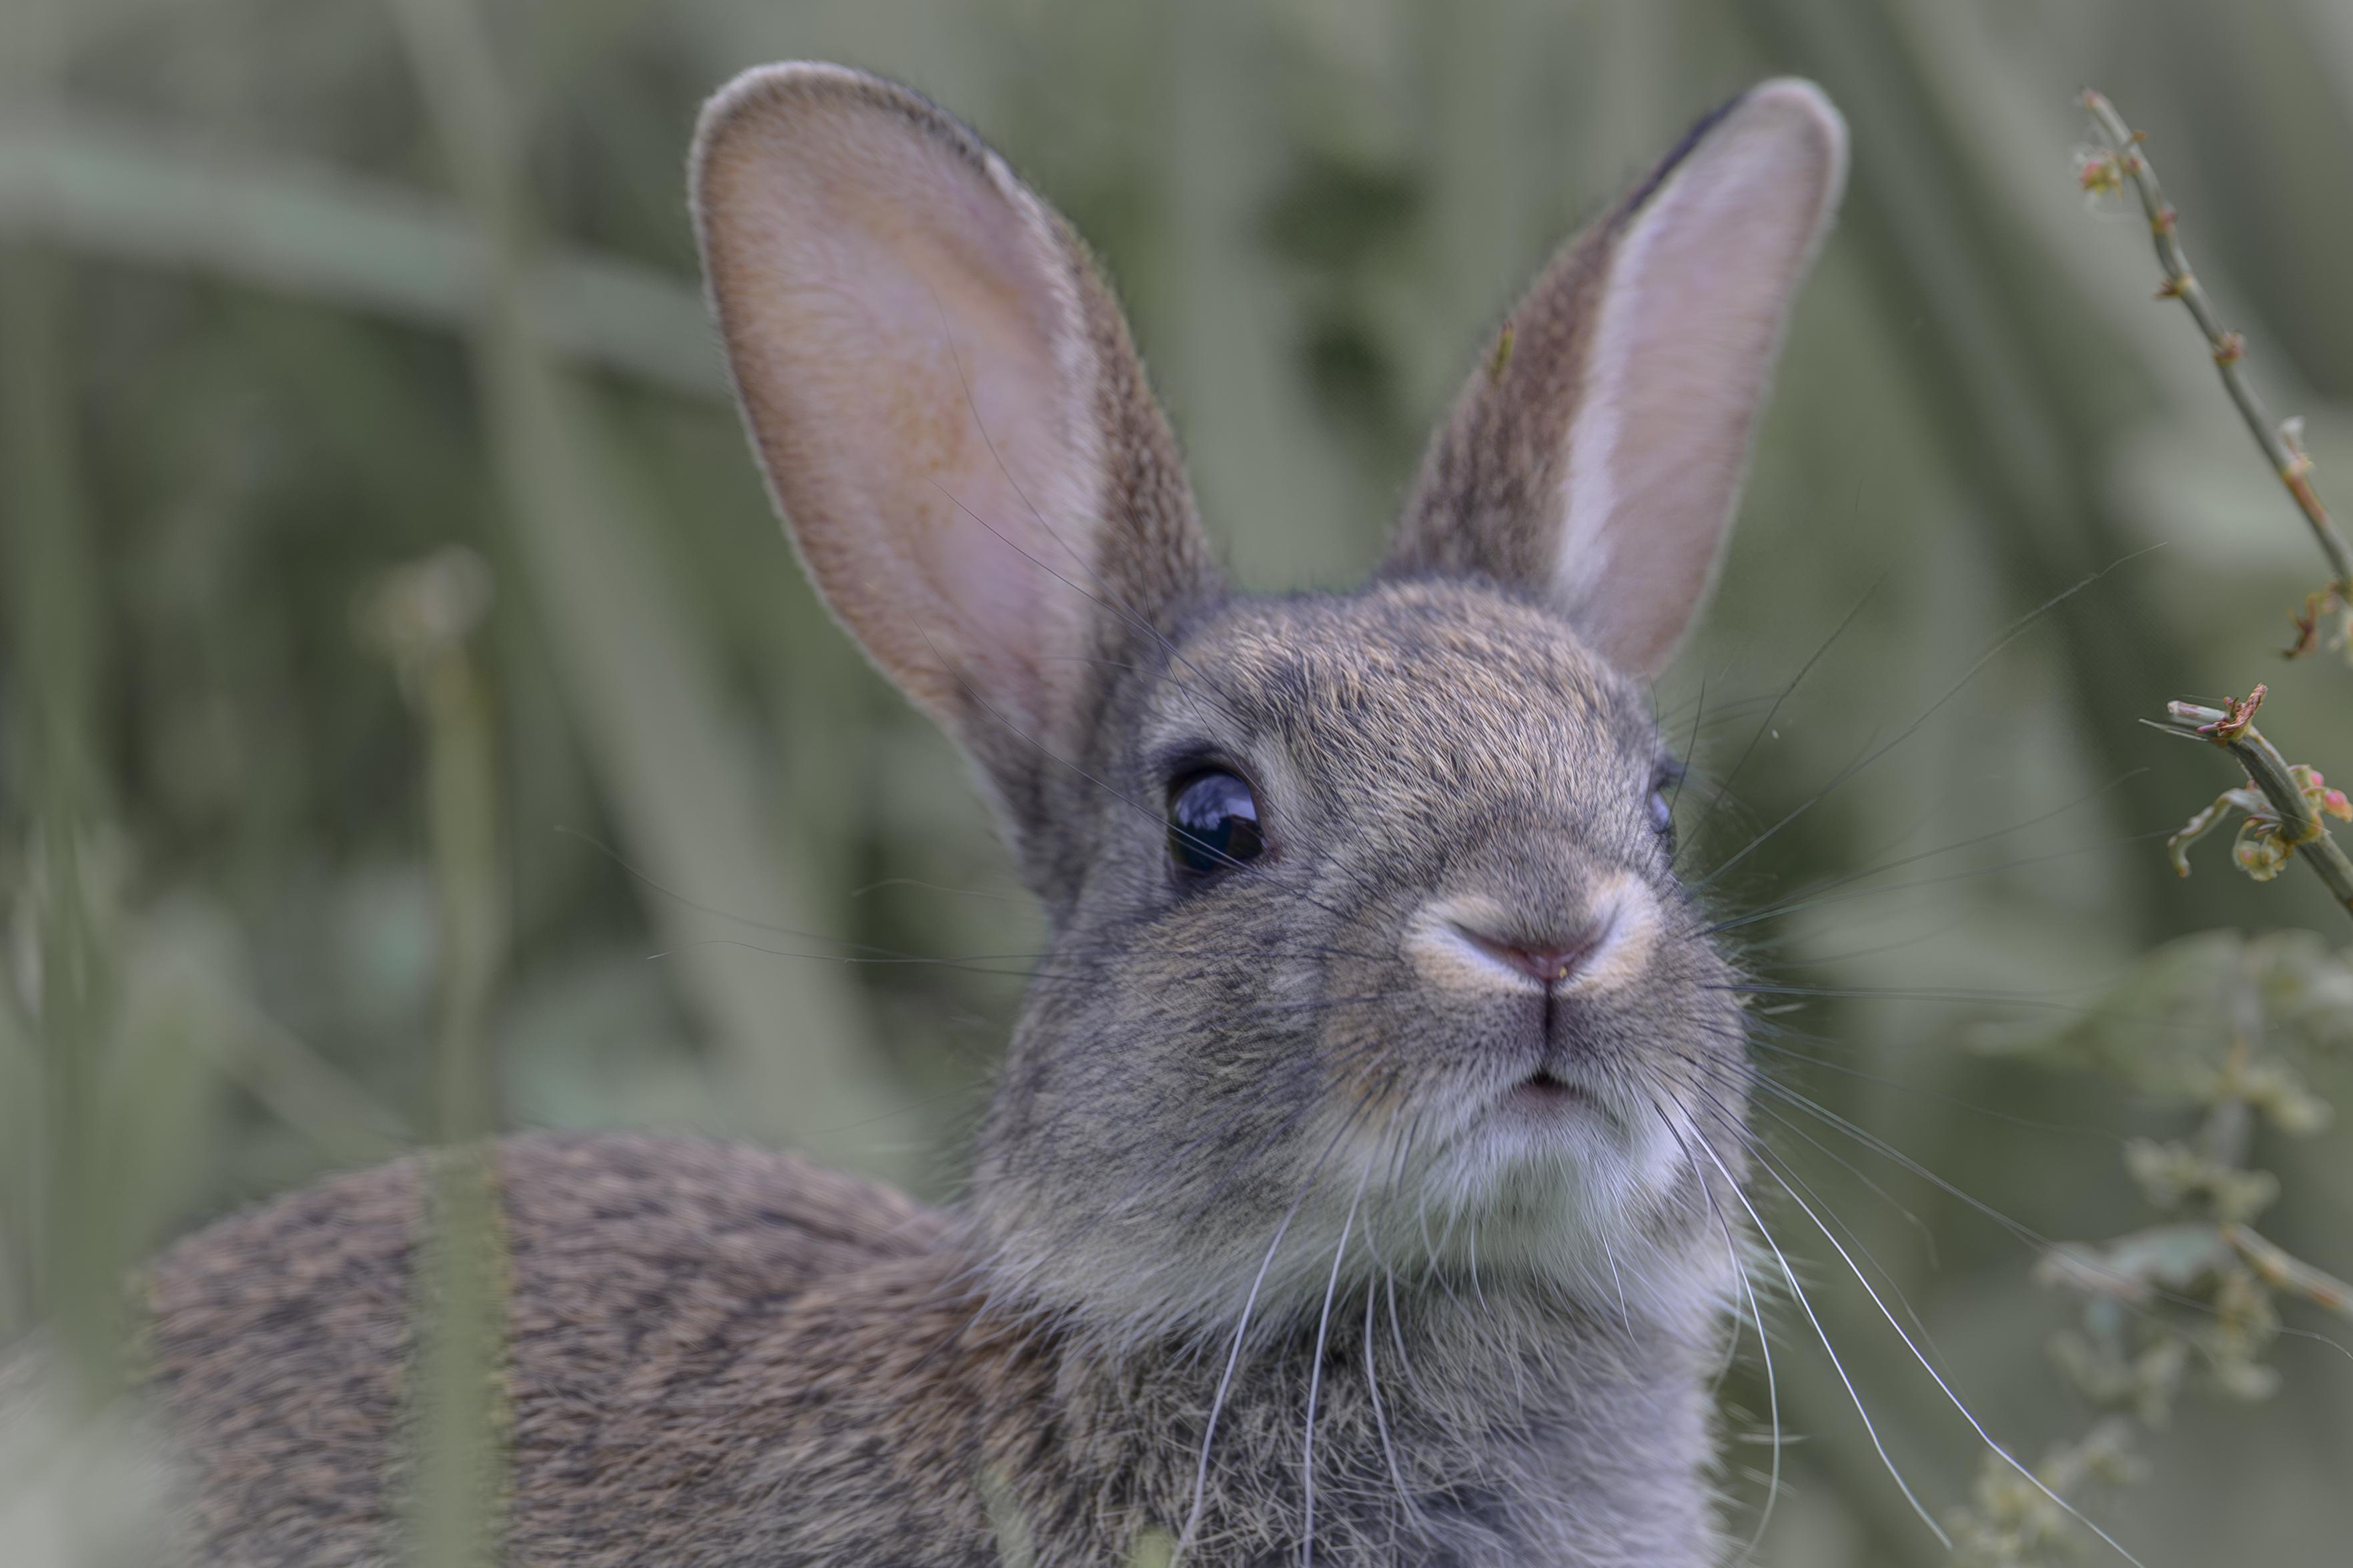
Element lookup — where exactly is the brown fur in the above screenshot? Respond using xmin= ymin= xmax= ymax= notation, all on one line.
xmin=142 ymin=1130 xmax=1716 ymax=1566
xmin=83 ymin=63 xmax=1847 ymax=1567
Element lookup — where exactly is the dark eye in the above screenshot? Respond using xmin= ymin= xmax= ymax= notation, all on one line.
xmin=1168 ymin=770 xmax=1264 ymax=882
xmin=1649 ymin=760 xmax=1684 ymax=846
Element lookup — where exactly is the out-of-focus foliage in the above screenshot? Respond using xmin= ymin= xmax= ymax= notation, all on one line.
xmin=1979 ymin=930 xmax=2353 ymax=1105
xmin=1955 ymin=933 xmax=2353 ymax=1564
xmin=3 ymin=1 xmax=2352 ymax=1564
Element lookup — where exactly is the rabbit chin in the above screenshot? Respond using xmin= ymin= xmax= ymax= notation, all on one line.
xmin=1386 ymin=1093 xmax=1735 ymax=1325
xmin=967 ymin=1042 xmax=1739 ymax=1343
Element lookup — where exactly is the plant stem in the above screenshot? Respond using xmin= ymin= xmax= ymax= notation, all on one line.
xmin=356 ymin=540 xmax=508 ymax=1568
xmin=2162 ymin=696 xmax=2353 ymax=922
xmin=2081 ymin=89 xmax=2353 ymax=597
xmin=384 ymin=0 xmax=909 ymax=1177
xmin=1 ymin=0 xmax=119 ymax=1392
xmin=2226 ymin=728 xmax=2353 ymax=916
xmin=2224 ymin=1225 xmax=2353 ymax=1319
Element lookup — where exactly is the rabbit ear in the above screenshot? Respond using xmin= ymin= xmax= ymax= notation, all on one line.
xmin=1384 ymin=80 xmax=1847 ymax=679
xmin=692 ymin=64 xmax=1214 ymax=832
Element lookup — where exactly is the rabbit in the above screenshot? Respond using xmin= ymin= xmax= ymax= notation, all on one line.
xmin=113 ymin=59 xmax=1847 ymax=1568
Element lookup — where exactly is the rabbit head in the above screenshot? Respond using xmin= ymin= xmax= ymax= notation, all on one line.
xmin=693 ymin=67 xmax=1845 ymax=1347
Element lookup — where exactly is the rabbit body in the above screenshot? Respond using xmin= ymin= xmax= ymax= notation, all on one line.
xmin=144 ymin=1130 xmax=1715 ymax=1567
xmin=97 ymin=59 xmax=1849 ymax=1567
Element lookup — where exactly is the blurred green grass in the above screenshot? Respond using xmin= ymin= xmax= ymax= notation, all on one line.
xmin=3 ymin=1 xmax=2352 ymax=1563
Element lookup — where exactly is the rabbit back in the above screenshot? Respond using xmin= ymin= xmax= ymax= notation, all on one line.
xmin=145 ymin=1132 xmax=993 ymax=1565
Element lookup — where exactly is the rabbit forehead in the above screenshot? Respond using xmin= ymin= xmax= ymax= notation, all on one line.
xmin=1147 ymin=578 xmax=1659 ymax=804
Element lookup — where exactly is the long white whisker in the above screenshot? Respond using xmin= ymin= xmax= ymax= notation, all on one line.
xmin=1600 ymin=1230 xmax=1635 ymax=1337
xmin=1678 ymin=1120 xmax=1951 ymax=1548
xmin=1301 ymin=1165 xmax=1370 ymax=1565
xmin=1423 ymin=1190 xmax=1468 ymax=1297
xmin=1360 ymin=1275 xmax=1417 ymax=1542
xmin=1357 ymin=1114 xmax=1435 ymax=1499
xmin=1382 ymin=1265 xmax=1424 ymax=1403
xmin=1665 ymin=1118 xmax=1783 ymax=1566
xmin=1739 ymin=1134 xmax=2151 ymax=1568
xmin=1685 ymin=1073 xmax=1950 ymax=1361
xmin=1728 ymin=1231 xmax=1782 ymax=1565
xmin=1179 ymin=1186 xmax=1308 ymax=1560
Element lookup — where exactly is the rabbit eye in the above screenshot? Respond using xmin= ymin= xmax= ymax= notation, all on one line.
xmin=1168 ymin=770 xmax=1264 ymax=882
xmin=1649 ymin=760 xmax=1684 ymax=846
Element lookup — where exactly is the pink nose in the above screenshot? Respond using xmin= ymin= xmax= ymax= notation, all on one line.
xmin=1452 ymin=924 xmax=1598 ymax=986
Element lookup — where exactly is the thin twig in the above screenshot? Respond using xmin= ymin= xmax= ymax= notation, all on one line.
xmin=2157 ymin=688 xmax=2353 ymax=922
xmin=357 ymin=539 xmax=510 ymax=1568
xmin=2224 ymin=1225 xmax=2353 ymax=1321
xmin=2081 ymin=89 xmax=2353 ymax=650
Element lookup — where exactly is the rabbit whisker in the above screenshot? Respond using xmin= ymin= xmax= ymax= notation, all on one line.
xmin=1667 ymin=666 xmax=1707 ymax=826
xmin=1178 ymin=1090 xmax=1376 ymax=1559
xmin=1739 ymin=1084 xmax=1943 ymax=1271
xmin=1704 ymin=768 xmax=2143 ymax=937
xmin=1723 ymin=1052 xmax=2353 ymax=1362
xmin=1682 ymin=1077 xmax=1951 ymax=1375
xmin=1743 ymin=1026 xmax=2103 ymax=1138
xmin=1300 ymin=1162 xmax=1371 ymax=1567
xmin=1675 ymin=575 xmax=1879 ymax=870
xmin=1382 ymin=1265 xmax=1424 ymax=1406
xmin=1727 ymin=1112 xmax=2151 ymax=1568
xmin=1692 ymin=552 xmax=2150 ymax=896
xmin=1661 ymin=1106 xmax=1951 ymax=1549
xmin=1667 ymin=1124 xmax=1781 ymax=1567
xmin=1705 ymin=978 xmax=2087 ymax=1009
xmin=1360 ymin=1275 xmax=1416 ymax=1546
xmin=1356 ymin=1110 xmax=1433 ymax=1539
xmin=1710 ymin=827 xmax=2158 ymax=946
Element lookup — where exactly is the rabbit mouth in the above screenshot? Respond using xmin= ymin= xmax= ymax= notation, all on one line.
xmin=1485 ymin=1059 xmax=1646 ymax=1150
xmin=1496 ymin=1067 xmax=1616 ymax=1131
xmin=1507 ymin=1069 xmax=1587 ymax=1108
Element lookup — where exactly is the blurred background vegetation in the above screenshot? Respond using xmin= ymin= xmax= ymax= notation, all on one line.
xmin=4 ymin=0 xmax=2352 ymax=1563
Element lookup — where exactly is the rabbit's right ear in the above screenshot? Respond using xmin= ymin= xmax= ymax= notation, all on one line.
xmin=692 ymin=65 xmax=1216 ymax=840
xmin=1384 ymin=81 xmax=1847 ymax=680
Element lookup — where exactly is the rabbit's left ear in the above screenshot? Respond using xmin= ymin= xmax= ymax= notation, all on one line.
xmin=691 ymin=64 xmax=1215 ymax=846
xmin=1384 ymin=80 xmax=1847 ymax=678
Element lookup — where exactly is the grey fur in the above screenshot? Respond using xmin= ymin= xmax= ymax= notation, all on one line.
xmin=72 ymin=61 xmax=1845 ymax=1567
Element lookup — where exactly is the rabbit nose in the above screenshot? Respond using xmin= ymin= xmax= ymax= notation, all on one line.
xmin=1406 ymin=874 xmax=1663 ymax=997
xmin=1448 ymin=924 xmax=1599 ymax=986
